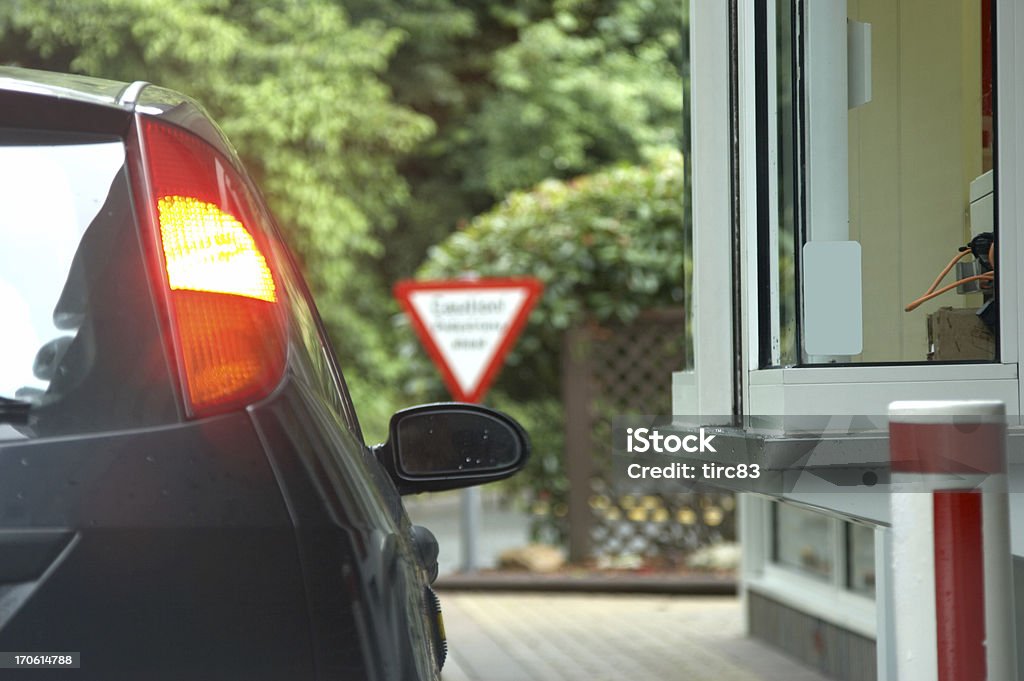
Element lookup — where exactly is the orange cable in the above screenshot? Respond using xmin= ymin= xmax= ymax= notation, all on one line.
xmin=904 ymin=272 xmax=994 ymax=312
xmin=923 ymin=249 xmax=971 ymax=296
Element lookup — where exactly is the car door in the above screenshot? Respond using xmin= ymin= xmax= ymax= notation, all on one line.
xmin=238 ymin=192 xmax=439 ymax=681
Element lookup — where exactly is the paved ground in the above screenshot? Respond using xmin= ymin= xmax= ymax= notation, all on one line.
xmin=439 ymin=593 xmax=831 ymax=681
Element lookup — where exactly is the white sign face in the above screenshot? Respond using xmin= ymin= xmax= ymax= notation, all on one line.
xmin=407 ymin=288 xmax=529 ymax=399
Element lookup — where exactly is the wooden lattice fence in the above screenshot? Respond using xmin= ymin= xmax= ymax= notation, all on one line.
xmin=563 ymin=308 xmax=736 ymax=564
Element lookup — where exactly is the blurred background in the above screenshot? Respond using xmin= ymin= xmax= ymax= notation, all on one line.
xmin=0 ymin=0 xmax=735 ymax=581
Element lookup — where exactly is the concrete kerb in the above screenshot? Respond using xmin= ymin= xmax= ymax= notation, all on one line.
xmin=434 ymin=571 xmax=736 ymax=595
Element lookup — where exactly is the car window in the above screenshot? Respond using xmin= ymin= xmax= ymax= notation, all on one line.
xmin=0 ymin=130 xmax=178 ymax=440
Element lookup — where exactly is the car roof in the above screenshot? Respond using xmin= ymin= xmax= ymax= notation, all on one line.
xmin=0 ymin=66 xmax=141 ymax=109
xmin=0 ymin=65 xmax=241 ymax=168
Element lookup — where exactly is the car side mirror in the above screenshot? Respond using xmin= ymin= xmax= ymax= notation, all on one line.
xmin=374 ymin=403 xmax=529 ymax=495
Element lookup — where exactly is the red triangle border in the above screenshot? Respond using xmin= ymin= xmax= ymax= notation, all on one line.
xmin=394 ymin=278 xmax=544 ymax=403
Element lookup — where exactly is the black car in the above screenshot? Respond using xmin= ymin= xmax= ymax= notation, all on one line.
xmin=0 ymin=66 xmax=528 ymax=680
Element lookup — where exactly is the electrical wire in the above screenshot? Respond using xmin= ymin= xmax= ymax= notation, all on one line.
xmin=905 ymin=236 xmax=997 ymax=313
xmin=923 ymin=249 xmax=971 ymax=297
xmin=905 ymin=272 xmax=993 ymax=312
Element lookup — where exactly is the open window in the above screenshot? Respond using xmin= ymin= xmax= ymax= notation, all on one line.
xmin=737 ymin=0 xmax=1017 ymax=418
xmin=766 ymin=0 xmax=997 ymax=367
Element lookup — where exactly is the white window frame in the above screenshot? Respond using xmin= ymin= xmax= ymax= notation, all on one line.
xmin=675 ymin=0 xmax=736 ymax=419
xmin=742 ymin=496 xmax=877 ymax=638
xmin=734 ymin=0 xmax=1023 ymax=419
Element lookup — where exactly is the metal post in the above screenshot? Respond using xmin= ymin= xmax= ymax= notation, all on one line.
xmin=875 ymin=527 xmax=897 ymax=681
xmin=563 ymin=326 xmax=593 ymax=564
xmin=460 ymin=487 xmax=481 ymax=572
xmin=888 ymin=400 xmax=1016 ymax=681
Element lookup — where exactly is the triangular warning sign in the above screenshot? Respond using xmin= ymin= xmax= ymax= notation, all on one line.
xmin=394 ymin=278 xmax=544 ymax=403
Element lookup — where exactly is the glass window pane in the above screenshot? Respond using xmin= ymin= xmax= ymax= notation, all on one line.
xmin=772 ymin=0 xmax=996 ymax=365
xmin=775 ymin=0 xmax=799 ymax=366
xmin=0 ymin=138 xmax=125 ymax=400
xmin=0 ymin=131 xmax=178 ymax=441
xmin=847 ymin=522 xmax=876 ymax=596
xmin=682 ymin=1 xmax=694 ymax=370
xmin=773 ymin=503 xmax=834 ymax=580
xmin=848 ymin=0 xmax=995 ymax=363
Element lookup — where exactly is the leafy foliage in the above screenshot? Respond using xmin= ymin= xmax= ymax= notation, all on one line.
xmin=0 ymin=0 xmax=687 ymax=449
xmin=472 ymin=3 xmax=684 ymax=195
xmin=348 ymin=0 xmax=686 ymax=287
xmin=417 ymin=147 xmax=685 ymax=395
xmin=411 ymin=150 xmax=686 ymax=534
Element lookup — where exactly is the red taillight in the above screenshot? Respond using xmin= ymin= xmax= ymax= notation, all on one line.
xmin=157 ymin=195 xmax=277 ymax=303
xmin=137 ymin=118 xmax=287 ymax=417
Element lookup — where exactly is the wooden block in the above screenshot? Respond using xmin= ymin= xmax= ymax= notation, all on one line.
xmin=927 ymin=306 xmax=995 ymax=361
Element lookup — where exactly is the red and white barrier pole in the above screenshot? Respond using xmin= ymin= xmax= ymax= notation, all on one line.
xmin=889 ymin=400 xmax=1016 ymax=681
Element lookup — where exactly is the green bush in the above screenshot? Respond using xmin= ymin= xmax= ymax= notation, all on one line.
xmin=410 ymin=148 xmax=688 ymax=540
xmin=418 ymin=146 xmax=686 ymax=394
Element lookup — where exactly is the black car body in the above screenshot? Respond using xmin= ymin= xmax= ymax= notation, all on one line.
xmin=0 ymin=67 xmax=528 ymax=680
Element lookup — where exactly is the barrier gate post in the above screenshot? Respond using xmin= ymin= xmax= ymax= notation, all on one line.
xmin=888 ymin=400 xmax=1016 ymax=681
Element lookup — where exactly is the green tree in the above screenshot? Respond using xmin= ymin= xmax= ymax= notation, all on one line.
xmin=347 ymin=0 xmax=685 ymax=284
xmin=418 ymin=146 xmax=685 ymax=391
xmin=0 ymin=0 xmax=688 ymax=444
xmin=348 ymin=0 xmax=687 ymax=434
xmin=470 ymin=1 xmax=684 ymax=195
xmin=412 ymin=149 xmax=686 ymax=539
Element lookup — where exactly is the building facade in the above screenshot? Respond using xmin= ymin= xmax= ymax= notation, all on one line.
xmin=681 ymin=1 xmax=1018 ymax=679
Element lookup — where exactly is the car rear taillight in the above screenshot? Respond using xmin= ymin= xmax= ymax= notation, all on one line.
xmin=135 ymin=118 xmax=287 ymax=417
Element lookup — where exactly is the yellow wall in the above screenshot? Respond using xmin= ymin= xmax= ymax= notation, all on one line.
xmin=847 ymin=0 xmax=983 ymax=361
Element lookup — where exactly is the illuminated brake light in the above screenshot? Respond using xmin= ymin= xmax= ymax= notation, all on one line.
xmin=137 ymin=118 xmax=288 ymax=417
xmin=158 ymin=195 xmax=277 ymax=302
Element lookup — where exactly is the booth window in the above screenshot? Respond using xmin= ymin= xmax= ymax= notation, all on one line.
xmin=847 ymin=522 xmax=876 ymax=596
xmin=773 ymin=503 xmax=834 ymax=580
xmin=772 ymin=502 xmax=876 ymax=597
xmin=767 ymin=0 xmax=996 ymax=366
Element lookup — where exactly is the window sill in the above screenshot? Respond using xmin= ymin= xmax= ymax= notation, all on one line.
xmin=746 ymin=565 xmax=877 ymax=639
xmin=747 ymin=363 xmax=1019 ymax=415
